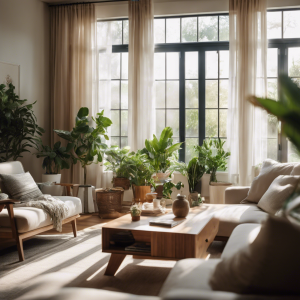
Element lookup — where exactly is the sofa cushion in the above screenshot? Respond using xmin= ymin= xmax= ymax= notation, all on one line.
xmin=209 ymin=216 xmax=300 ymax=295
xmin=241 ymin=159 xmax=297 ymax=204
xmin=257 ymin=175 xmax=300 ymax=215
xmin=159 ymin=259 xmax=220 ymax=298
xmin=0 ymin=196 xmax=82 ymax=233
xmin=0 ymin=172 xmax=42 ymax=201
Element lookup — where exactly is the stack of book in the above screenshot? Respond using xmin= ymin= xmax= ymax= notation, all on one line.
xmin=125 ymin=242 xmax=151 ymax=253
xmin=109 ymin=230 xmax=135 ymax=247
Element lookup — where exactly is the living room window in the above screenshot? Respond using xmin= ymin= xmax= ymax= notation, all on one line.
xmin=99 ymin=9 xmax=300 ymax=162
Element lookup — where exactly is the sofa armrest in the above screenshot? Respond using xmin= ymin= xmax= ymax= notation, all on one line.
xmin=225 ymin=186 xmax=250 ymax=205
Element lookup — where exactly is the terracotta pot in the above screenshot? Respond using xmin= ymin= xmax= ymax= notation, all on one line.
xmin=132 ymin=185 xmax=151 ymax=203
xmin=172 ymin=194 xmax=190 ymax=218
xmin=131 ymin=215 xmax=140 ymax=221
xmin=113 ymin=177 xmax=130 ymax=190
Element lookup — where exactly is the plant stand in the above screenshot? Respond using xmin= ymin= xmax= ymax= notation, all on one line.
xmin=209 ymin=182 xmax=232 ymax=204
xmin=77 ymin=185 xmax=95 ymax=214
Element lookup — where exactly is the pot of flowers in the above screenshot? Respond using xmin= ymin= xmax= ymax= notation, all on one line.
xmin=104 ymin=146 xmax=132 ymax=190
xmin=160 ymin=180 xmax=184 ymax=207
xmin=129 ymin=151 xmax=156 ymax=203
xmin=169 ymin=156 xmax=205 ymax=206
xmin=130 ymin=204 xmax=142 ymax=221
xmin=35 ymin=141 xmax=74 ymax=184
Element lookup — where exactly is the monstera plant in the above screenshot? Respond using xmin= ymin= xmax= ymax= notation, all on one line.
xmin=55 ymin=107 xmax=112 ymax=185
xmin=0 ymin=83 xmax=44 ymax=162
xmin=142 ymin=127 xmax=182 ymax=182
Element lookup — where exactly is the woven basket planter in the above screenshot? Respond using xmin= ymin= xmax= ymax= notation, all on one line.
xmin=113 ymin=177 xmax=130 ymax=190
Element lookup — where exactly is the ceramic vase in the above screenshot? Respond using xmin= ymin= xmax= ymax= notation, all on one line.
xmin=172 ymin=195 xmax=190 ymax=218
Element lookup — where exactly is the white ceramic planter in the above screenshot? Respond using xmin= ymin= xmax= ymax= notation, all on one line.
xmin=209 ymin=182 xmax=232 ymax=204
xmin=42 ymin=174 xmax=61 ymax=183
xmin=77 ymin=185 xmax=95 ymax=214
xmin=200 ymin=174 xmax=211 ymax=197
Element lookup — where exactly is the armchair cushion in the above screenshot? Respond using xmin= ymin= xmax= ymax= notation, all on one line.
xmin=225 ymin=187 xmax=250 ymax=204
xmin=0 ymin=172 xmax=42 ymax=202
xmin=0 ymin=196 xmax=82 ymax=233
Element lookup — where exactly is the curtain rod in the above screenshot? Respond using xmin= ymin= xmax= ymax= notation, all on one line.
xmin=48 ymin=0 xmax=129 ymax=7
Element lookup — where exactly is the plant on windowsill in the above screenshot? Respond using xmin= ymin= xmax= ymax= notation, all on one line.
xmin=34 ymin=141 xmax=75 ymax=183
xmin=104 ymin=146 xmax=133 ymax=190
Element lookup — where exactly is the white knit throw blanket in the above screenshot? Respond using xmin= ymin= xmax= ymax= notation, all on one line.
xmin=25 ymin=195 xmax=69 ymax=232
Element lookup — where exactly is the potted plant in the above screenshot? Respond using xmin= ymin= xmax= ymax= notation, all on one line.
xmin=104 ymin=146 xmax=132 ymax=190
xmin=169 ymin=157 xmax=205 ymax=205
xmin=191 ymin=194 xmax=205 ymax=207
xmin=35 ymin=141 xmax=74 ymax=183
xmin=128 ymin=151 xmax=156 ymax=203
xmin=0 ymin=83 xmax=45 ymax=162
xmin=196 ymin=139 xmax=231 ymax=204
xmin=142 ymin=127 xmax=182 ymax=183
xmin=130 ymin=204 xmax=142 ymax=221
xmin=160 ymin=180 xmax=184 ymax=206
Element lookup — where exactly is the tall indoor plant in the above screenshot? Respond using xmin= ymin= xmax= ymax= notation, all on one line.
xmin=0 ymin=83 xmax=44 ymax=162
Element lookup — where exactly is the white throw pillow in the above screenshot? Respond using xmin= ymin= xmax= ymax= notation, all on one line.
xmin=209 ymin=216 xmax=300 ymax=295
xmin=241 ymin=159 xmax=296 ymax=204
xmin=257 ymin=175 xmax=300 ymax=215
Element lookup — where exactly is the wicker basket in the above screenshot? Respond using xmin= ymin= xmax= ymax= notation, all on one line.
xmin=95 ymin=188 xmax=124 ymax=219
xmin=113 ymin=177 xmax=130 ymax=190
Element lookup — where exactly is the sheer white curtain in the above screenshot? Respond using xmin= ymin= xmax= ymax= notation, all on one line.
xmin=128 ymin=0 xmax=155 ymax=151
xmin=227 ymin=0 xmax=268 ymax=186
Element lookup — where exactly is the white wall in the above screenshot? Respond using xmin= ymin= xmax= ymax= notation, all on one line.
xmin=0 ymin=0 xmax=50 ymax=181
xmin=96 ymin=0 xmax=300 ymax=19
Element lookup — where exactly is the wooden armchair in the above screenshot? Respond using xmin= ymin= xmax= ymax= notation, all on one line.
xmin=0 ymin=161 xmax=82 ymax=262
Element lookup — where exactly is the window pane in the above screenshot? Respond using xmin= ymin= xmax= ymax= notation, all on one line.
xmin=205 ymin=80 xmax=218 ymax=108
xmin=219 ymin=80 xmax=228 ymax=108
xmin=167 ymin=81 xmax=179 ymax=108
xmin=288 ymin=140 xmax=300 ymax=162
xmin=121 ymin=53 xmax=128 ymax=79
xmin=206 ymin=51 xmax=218 ymax=79
xmin=292 ymin=78 xmax=300 ymax=87
xmin=267 ymin=139 xmax=277 ymax=160
xmin=111 ymin=53 xmax=120 ymax=79
xmin=111 ymin=81 xmax=120 ymax=109
xmin=288 ymin=48 xmax=300 ymax=77
xmin=155 ymin=81 xmax=165 ymax=109
xmin=111 ymin=110 xmax=120 ymax=136
xmin=267 ymin=11 xmax=282 ymax=39
xmin=121 ymin=137 xmax=128 ymax=148
xmin=111 ymin=137 xmax=120 ymax=147
xmin=121 ymin=81 xmax=128 ymax=109
xmin=111 ymin=21 xmax=122 ymax=45
xmin=156 ymin=110 xmax=166 ymax=137
xmin=185 ymin=52 xmax=198 ymax=79
xmin=186 ymin=80 xmax=198 ymax=108
xmin=219 ymin=51 xmax=229 ymax=78
xmin=154 ymin=19 xmax=165 ymax=43
xmin=267 ymin=48 xmax=278 ymax=77
xmin=166 ymin=109 xmax=179 ymax=136
xmin=182 ymin=17 xmax=197 ymax=43
xmin=219 ymin=110 xmax=227 ymax=138
xmin=219 ymin=16 xmax=229 ymax=41
xmin=166 ymin=18 xmax=180 ymax=43
xmin=155 ymin=53 xmax=165 ymax=80
xmin=284 ymin=11 xmax=300 ymax=38
xmin=198 ymin=16 xmax=218 ymax=41
xmin=166 ymin=52 xmax=179 ymax=79
xmin=206 ymin=109 xmax=218 ymax=137
xmin=186 ymin=109 xmax=198 ymax=137
xmin=267 ymin=79 xmax=278 ymax=100
xmin=268 ymin=114 xmax=278 ymax=139
xmin=123 ymin=20 xmax=129 ymax=44
xmin=185 ymin=138 xmax=198 ymax=162
xmin=121 ymin=110 xmax=128 ymax=136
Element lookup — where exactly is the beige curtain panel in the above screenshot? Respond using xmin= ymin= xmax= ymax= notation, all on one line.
xmin=50 ymin=4 xmax=97 ymax=185
xmin=227 ymin=0 xmax=268 ymax=186
xmin=128 ymin=0 xmax=155 ymax=151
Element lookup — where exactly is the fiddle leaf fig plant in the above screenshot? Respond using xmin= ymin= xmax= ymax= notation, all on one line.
xmin=55 ymin=107 xmax=112 ymax=185
xmin=142 ymin=127 xmax=182 ymax=173
xmin=0 ymin=83 xmax=45 ymax=162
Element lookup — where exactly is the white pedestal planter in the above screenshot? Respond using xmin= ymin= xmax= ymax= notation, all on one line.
xmin=209 ymin=182 xmax=232 ymax=204
xmin=77 ymin=185 xmax=95 ymax=214
xmin=42 ymin=174 xmax=61 ymax=183
xmin=200 ymin=174 xmax=211 ymax=197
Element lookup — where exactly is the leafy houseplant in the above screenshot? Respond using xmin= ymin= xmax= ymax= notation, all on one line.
xmin=142 ymin=127 xmax=182 ymax=181
xmin=0 ymin=83 xmax=45 ymax=162
xmin=104 ymin=146 xmax=132 ymax=190
xmin=196 ymin=139 xmax=231 ymax=183
xmin=162 ymin=181 xmax=184 ymax=199
xmin=55 ymin=107 xmax=112 ymax=185
xmin=35 ymin=141 xmax=74 ymax=174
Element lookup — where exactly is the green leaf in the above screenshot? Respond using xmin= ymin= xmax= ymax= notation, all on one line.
xmin=77 ymin=107 xmax=89 ymax=118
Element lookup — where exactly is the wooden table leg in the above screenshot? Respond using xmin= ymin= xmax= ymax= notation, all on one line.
xmin=104 ymin=253 xmax=126 ymax=276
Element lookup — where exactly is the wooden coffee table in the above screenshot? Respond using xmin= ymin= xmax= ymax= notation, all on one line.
xmin=102 ymin=206 xmax=219 ymax=276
